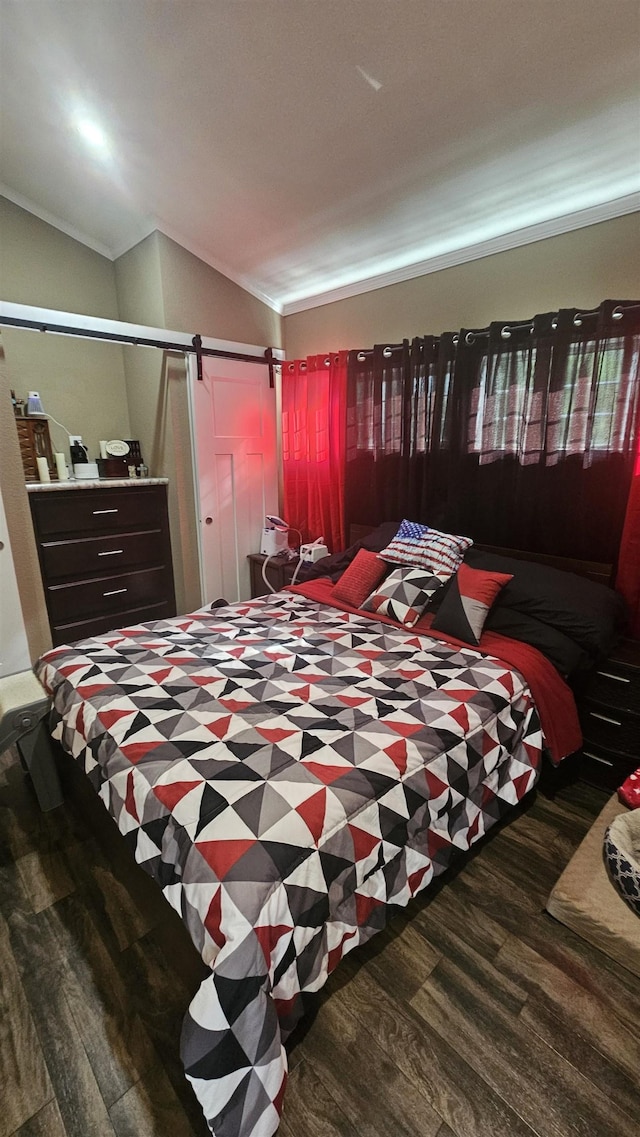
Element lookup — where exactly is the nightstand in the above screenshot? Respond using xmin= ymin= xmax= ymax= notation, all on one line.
xmin=575 ymin=639 xmax=640 ymax=791
xmin=248 ymin=554 xmax=299 ymax=598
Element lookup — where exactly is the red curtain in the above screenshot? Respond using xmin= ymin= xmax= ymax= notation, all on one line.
xmin=282 ymin=351 xmax=347 ymax=553
xmin=616 ymin=442 xmax=640 ymax=638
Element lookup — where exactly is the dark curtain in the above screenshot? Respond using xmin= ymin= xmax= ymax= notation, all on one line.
xmin=345 ymin=334 xmax=457 ymax=530
xmin=345 ymin=300 xmax=640 ymax=565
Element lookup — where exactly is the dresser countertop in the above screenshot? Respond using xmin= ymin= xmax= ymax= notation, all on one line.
xmin=26 ymin=477 xmax=169 ymax=492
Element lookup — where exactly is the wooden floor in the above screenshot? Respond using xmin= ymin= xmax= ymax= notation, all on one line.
xmin=2 ymin=745 xmax=639 ymax=1137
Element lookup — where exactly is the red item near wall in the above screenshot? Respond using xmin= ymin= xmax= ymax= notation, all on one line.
xmin=282 ymin=351 xmax=347 ymax=554
xmin=616 ymin=451 xmax=640 ymax=639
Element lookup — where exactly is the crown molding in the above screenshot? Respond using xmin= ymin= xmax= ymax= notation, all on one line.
xmin=0 ymin=183 xmax=115 ymax=260
xmin=4 ymin=183 xmax=637 ymax=320
xmin=280 ymin=193 xmax=640 ymax=316
xmin=114 ymin=222 xmax=284 ymax=316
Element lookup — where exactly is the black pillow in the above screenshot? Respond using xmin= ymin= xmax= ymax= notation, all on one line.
xmin=464 ymin=548 xmax=627 ymax=659
xmin=296 ymin=521 xmax=401 ymax=583
xmin=482 ymin=606 xmax=592 ymax=677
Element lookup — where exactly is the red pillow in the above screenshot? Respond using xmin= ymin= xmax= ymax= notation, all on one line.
xmin=331 ymin=549 xmax=388 ymax=608
xmin=431 ymin=562 xmax=513 ymax=645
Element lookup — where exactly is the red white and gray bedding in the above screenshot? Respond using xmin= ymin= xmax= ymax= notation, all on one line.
xmin=37 ymin=590 xmax=560 ymax=1137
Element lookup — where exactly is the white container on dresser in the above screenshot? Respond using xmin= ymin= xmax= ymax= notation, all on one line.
xmin=27 ymin=479 xmax=176 ymax=646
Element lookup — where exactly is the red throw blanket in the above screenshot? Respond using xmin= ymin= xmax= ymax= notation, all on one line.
xmin=288 ymin=577 xmax=582 ymax=765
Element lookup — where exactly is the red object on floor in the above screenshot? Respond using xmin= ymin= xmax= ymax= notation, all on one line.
xmin=618 ymin=768 xmax=640 ymax=809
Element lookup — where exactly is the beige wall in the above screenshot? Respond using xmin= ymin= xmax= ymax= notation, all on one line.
xmin=0 ymin=197 xmax=131 ymax=459
xmin=283 ymin=213 xmax=640 ymax=357
xmin=157 ymin=233 xmax=282 ymax=348
xmin=0 ymin=200 xmax=283 ymax=645
xmin=114 ymin=232 xmax=283 ymax=614
xmin=0 ymin=198 xmax=131 ymax=661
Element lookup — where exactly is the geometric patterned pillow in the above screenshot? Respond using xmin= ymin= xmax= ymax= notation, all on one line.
xmin=431 ymin=563 xmax=513 ymax=645
xmin=361 ymin=565 xmax=444 ymax=628
xmin=378 ymin=518 xmax=473 ymax=582
xmin=331 ymin=549 xmax=388 ymax=608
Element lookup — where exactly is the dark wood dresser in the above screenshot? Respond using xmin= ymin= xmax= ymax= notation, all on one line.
xmin=28 ymin=481 xmax=176 ymax=646
xmin=576 ymin=638 xmax=640 ymax=791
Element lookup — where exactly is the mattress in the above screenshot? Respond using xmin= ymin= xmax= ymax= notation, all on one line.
xmin=37 ymin=590 xmax=550 ymax=1137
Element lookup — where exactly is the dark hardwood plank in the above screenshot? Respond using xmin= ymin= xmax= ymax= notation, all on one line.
xmin=411 ymin=879 xmax=509 ymax=963
xmin=297 ymin=990 xmax=442 ymax=1137
xmin=447 ymin=863 xmax=640 ymax=1037
xmin=520 ymin=995 xmax=640 ymax=1127
xmin=411 ymin=948 xmax=638 ymax=1137
xmin=5 ymin=902 xmax=117 ymax=1137
xmin=43 ymin=895 xmax=156 ymax=1108
xmin=15 ymin=847 xmax=76 ymax=913
xmin=496 ymin=933 xmax=640 ymax=1085
xmin=409 ymin=911 xmax=528 ymax=1016
xmin=61 ymin=836 xmax=164 ymax=955
xmin=13 ymin=1100 xmax=67 ymax=1137
xmin=117 ymin=926 xmax=208 ymax=1132
xmin=315 ymin=955 xmax=538 ymax=1137
xmin=280 ymin=1059 xmax=360 ymax=1137
xmin=0 ymin=915 xmax=52 ymax=1137
xmin=332 ymin=911 xmax=441 ymax=1001
xmin=108 ymin=1066 xmax=201 ymax=1137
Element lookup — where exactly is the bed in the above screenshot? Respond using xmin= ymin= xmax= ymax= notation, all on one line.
xmin=34 ymin=522 xmax=626 ymax=1137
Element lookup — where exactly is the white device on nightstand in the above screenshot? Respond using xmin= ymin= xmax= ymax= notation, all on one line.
xmin=260 ymin=526 xmax=289 ymax=556
xmin=300 ymin=537 xmax=329 ymax=562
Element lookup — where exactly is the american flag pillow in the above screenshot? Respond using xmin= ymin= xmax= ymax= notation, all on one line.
xmin=379 ymin=519 xmax=473 ymax=582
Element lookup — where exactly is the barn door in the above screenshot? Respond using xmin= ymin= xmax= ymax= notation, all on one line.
xmin=189 ymin=353 xmax=278 ymax=605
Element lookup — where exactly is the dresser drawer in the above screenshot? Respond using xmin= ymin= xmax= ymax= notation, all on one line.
xmin=582 ymin=664 xmax=640 ymax=714
xmin=41 ymin=529 xmax=165 ymax=581
xmin=579 ymin=742 xmax=639 ymax=792
xmin=579 ymin=700 xmax=640 ymax=755
xmin=46 ymin=565 xmax=169 ymax=622
xmin=29 ymin=482 xmax=177 ymax=647
xmin=51 ymin=599 xmax=175 ymax=647
xmin=32 ymin=488 xmax=161 ymax=537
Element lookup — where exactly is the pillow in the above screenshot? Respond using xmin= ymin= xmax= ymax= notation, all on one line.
xmin=331 ymin=549 xmax=388 ymax=608
xmin=361 ymin=565 xmax=443 ymax=628
xmin=297 ymin=521 xmax=401 ymax=583
xmin=379 ymin=519 xmax=473 ymax=582
xmin=482 ymin=606 xmax=592 ymax=677
xmin=432 ymin=563 xmax=513 ymax=646
xmin=463 ymin=548 xmax=627 ymax=659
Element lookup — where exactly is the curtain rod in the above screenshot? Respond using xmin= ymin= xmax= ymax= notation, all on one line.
xmin=352 ymin=302 xmax=640 ymax=357
xmin=0 ymin=314 xmax=278 ymax=387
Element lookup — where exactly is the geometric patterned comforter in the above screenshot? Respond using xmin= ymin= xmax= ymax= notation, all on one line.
xmin=36 ymin=591 xmax=545 ymax=1137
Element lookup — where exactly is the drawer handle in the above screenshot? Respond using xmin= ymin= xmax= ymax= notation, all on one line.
xmin=583 ymin=751 xmax=614 ymax=767
xmin=92 ymin=508 xmax=119 ymax=515
xmin=103 ymin=588 xmax=128 ymax=597
xmin=596 ymin=670 xmax=630 ymax=683
xmin=589 ymin=711 xmax=622 ymax=727
xmin=98 ymin=549 xmax=123 ymax=557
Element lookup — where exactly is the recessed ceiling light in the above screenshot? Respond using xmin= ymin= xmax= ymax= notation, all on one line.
xmin=74 ymin=117 xmax=110 ymax=154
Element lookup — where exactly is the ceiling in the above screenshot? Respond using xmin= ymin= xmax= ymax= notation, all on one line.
xmin=1 ymin=0 xmax=639 ymax=315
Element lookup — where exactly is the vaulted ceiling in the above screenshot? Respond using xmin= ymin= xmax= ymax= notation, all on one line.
xmin=1 ymin=0 xmax=639 ymax=313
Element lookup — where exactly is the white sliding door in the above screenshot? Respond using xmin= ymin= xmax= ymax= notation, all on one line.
xmin=189 ymin=353 xmax=278 ymax=605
